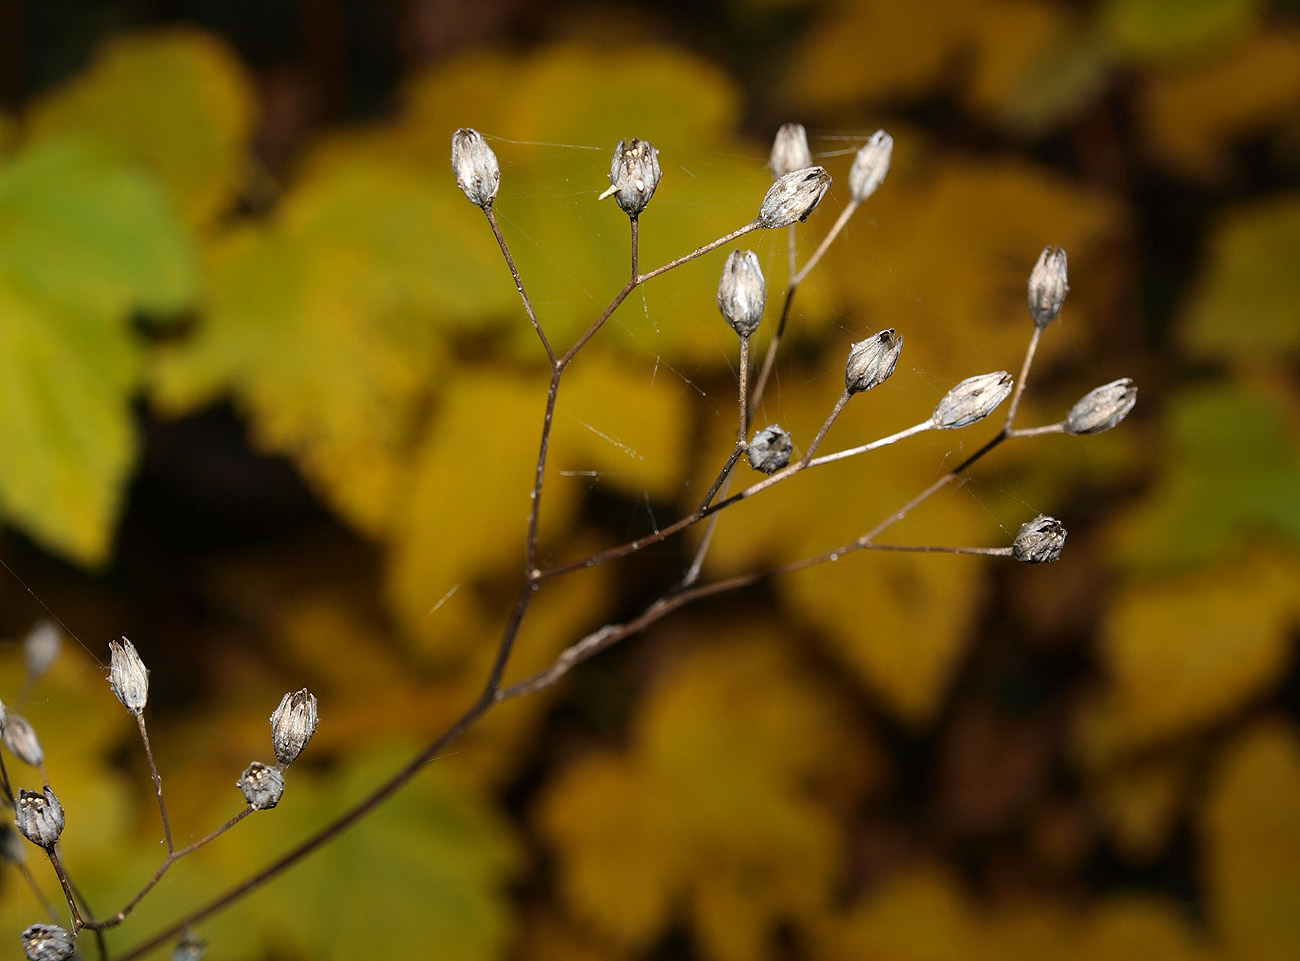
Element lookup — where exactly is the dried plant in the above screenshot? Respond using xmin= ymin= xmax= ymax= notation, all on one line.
xmin=2 ymin=123 xmax=1135 ymax=960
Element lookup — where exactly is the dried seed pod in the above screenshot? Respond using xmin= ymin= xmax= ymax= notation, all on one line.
xmin=747 ymin=425 xmax=793 ymax=474
xmin=21 ymin=923 xmax=75 ymax=961
xmin=1065 ymin=378 xmax=1137 ymax=435
xmin=172 ymin=929 xmax=207 ymax=961
xmin=23 ymin=621 xmax=61 ymax=684
xmin=15 ymin=786 xmax=64 ymax=848
xmin=758 ymin=166 xmax=831 ymax=228
xmin=845 ymin=329 xmax=903 ymax=394
xmin=238 ymin=762 xmax=286 ymax=811
xmin=769 ymin=123 xmax=812 ymax=178
xmin=1028 ymin=245 xmax=1069 ymax=327
xmin=1013 ymin=515 xmax=1067 ymax=563
xmin=270 ymin=689 xmax=319 ymax=766
xmin=0 ymin=697 xmax=7 ymax=734
xmin=933 ymin=371 xmax=1013 ymax=429
xmin=3 ymin=715 xmax=44 ymax=768
xmin=451 ymin=128 xmax=500 ymax=209
xmin=108 ymin=637 xmax=149 ymax=714
xmin=717 ymin=250 xmax=766 ymax=338
xmin=848 ymin=129 xmax=893 ymax=202
xmin=602 ymin=138 xmax=661 ymax=216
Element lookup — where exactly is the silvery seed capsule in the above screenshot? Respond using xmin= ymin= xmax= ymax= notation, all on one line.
xmin=747 ymin=425 xmax=793 ymax=474
xmin=109 ymin=637 xmax=149 ymax=714
xmin=845 ymin=329 xmax=903 ymax=394
xmin=172 ymin=929 xmax=207 ymax=961
xmin=758 ymin=167 xmax=831 ymax=228
xmin=1065 ymin=378 xmax=1137 ymax=435
xmin=848 ymin=129 xmax=893 ymax=202
xmin=451 ymin=128 xmax=500 ymax=209
xmin=23 ymin=621 xmax=61 ymax=684
xmin=21 ymin=923 xmax=75 ymax=961
xmin=933 ymin=372 xmax=1013 ymax=429
xmin=1028 ymin=246 xmax=1069 ymax=327
xmin=1013 ymin=515 xmax=1067 ymax=563
xmin=717 ymin=250 xmax=766 ymax=338
xmin=3 ymin=715 xmax=43 ymax=768
xmin=603 ymin=138 xmax=661 ymax=216
xmin=270 ymin=689 xmax=319 ymax=766
xmin=769 ymin=123 xmax=812 ymax=178
xmin=15 ymin=786 xmax=63 ymax=848
xmin=238 ymin=762 xmax=286 ymax=811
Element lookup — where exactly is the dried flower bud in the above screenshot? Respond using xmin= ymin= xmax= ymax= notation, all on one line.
xmin=758 ymin=166 xmax=831 ymax=228
xmin=238 ymin=762 xmax=285 ymax=811
xmin=601 ymin=138 xmax=661 ymax=216
xmin=15 ymin=786 xmax=64 ymax=848
xmin=108 ymin=637 xmax=149 ymax=714
xmin=845 ymin=329 xmax=903 ymax=394
xmin=1065 ymin=378 xmax=1137 ymax=435
xmin=1013 ymin=515 xmax=1067 ymax=563
xmin=747 ymin=425 xmax=793 ymax=474
xmin=21 ymin=924 xmax=75 ymax=961
xmin=769 ymin=123 xmax=812 ymax=178
xmin=933 ymin=371 xmax=1014 ymax=429
xmin=3 ymin=715 xmax=44 ymax=768
xmin=173 ymin=930 xmax=207 ymax=961
xmin=1028 ymin=245 xmax=1069 ymax=327
xmin=849 ymin=129 xmax=893 ymax=202
xmin=0 ymin=824 xmax=25 ymax=864
xmin=270 ymin=689 xmax=319 ymax=766
xmin=717 ymin=250 xmax=766 ymax=338
xmin=451 ymin=128 xmax=500 ymax=209
xmin=23 ymin=621 xmax=61 ymax=684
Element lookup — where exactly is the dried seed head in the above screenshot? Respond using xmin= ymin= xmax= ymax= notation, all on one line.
xmin=1013 ymin=515 xmax=1067 ymax=563
xmin=0 ymin=697 xmax=7 ymax=734
xmin=747 ymin=425 xmax=794 ymax=474
xmin=238 ymin=762 xmax=286 ymax=811
xmin=270 ymin=689 xmax=319 ymax=766
xmin=108 ymin=637 xmax=149 ymax=714
xmin=1028 ymin=245 xmax=1069 ymax=327
xmin=21 ymin=923 xmax=75 ymax=961
xmin=717 ymin=250 xmax=766 ymax=338
xmin=602 ymin=138 xmax=661 ymax=216
xmin=172 ymin=929 xmax=207 ymax=961
xmin=451 ymin=128 xmax=500 ymax=209
xmin=15 ymin=786 xmax=64 ymax=848
xmin=3 ymin=715 xmax=44 ymax=768
xmin=758 ymin=166 xmax=832 ymax=228
xmin=845 ymin=329 xmax=903 ymax=394
xmin=23 ymin=621 xmax=61 ymax=684
xmin=1065 ymin=378 xmax=1138 ymax=435
xmin=848 ymin=129 xmax=893 ymax=202
xmin=769 ymin=123 xmax=812 ymax=178
xmin=933 ymin=371 xmax=1014 ymax=429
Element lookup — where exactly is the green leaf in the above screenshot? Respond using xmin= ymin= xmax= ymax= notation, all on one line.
xmin=1115 ymin=384 xmax=1300 ymax=569
xmin=0 ymin=139 xmax=196 ymax=563
xmin=1100 ymin=0 xmax=1263 ymax=62
xmin=1182 ymin=194 xmax=1300 ymax=360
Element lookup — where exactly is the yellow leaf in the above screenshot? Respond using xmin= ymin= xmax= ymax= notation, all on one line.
xmin=537 ymin=629 xmax=873 ymax=960
xmin=1141 ymin=30 xmax=1300 ymax=180
xmin=1084 ymin=546 xmax=1300 ymax=754
xmin=27 ymin=28 xmax=254 ymax=227
xmin=1203 ymin=721 xmax=1300 ymax=961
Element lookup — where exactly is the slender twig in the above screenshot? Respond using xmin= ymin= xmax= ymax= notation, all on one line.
xmin=636 ymin=222 xmax=760 ymax=285
xmin=44 ymin=847 xmax=82 ymax=927
xmin=798 ymin=390 xmax=851 ymax=467
xmin=135 ymin=715 xmax=172 ymax=853
xmin=486 ymin=207 xmax=555 ymax=366
xmin=1003 ymin=325 xmax=1042 ymax=429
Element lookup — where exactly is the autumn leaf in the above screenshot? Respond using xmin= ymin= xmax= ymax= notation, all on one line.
xmin=0 ymin=139 xmax=196 ymax=564
xmin=1203 ymin=721 xmax=1300 ymax=961
xmin=537 ymin=630 xmax=874 ymax=961
xmin=26 ymin=28 xmax=254 ymax=228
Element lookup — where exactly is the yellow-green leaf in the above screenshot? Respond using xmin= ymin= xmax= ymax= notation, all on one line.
xmin=0 ymin=139 xmax=196 ymax=563
xmin=27 ymin=28 xmax=255 ymax=227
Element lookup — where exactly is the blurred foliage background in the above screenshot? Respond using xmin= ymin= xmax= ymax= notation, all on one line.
xmin=0 ymin=0 xmax=1298 ymax=958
